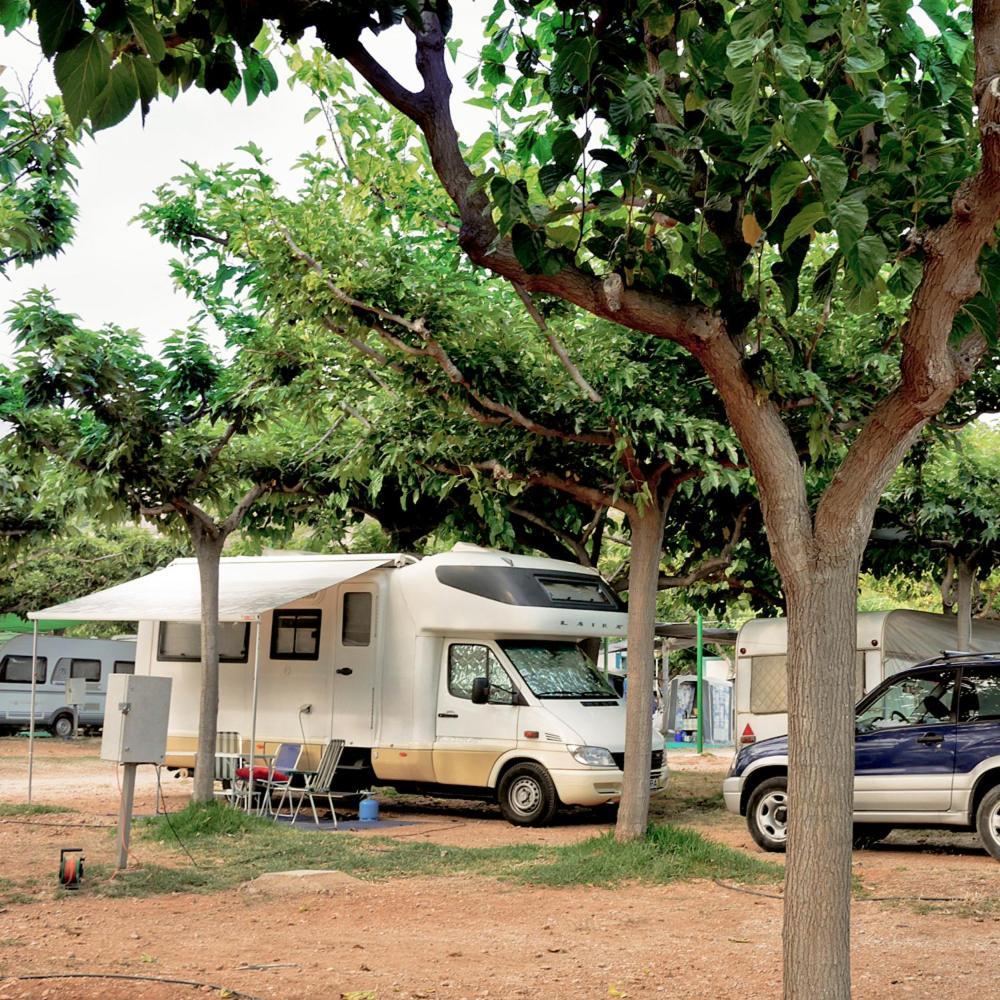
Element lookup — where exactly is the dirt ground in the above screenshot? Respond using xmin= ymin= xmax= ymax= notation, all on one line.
xmin=1 ymin=738 xmax=998 ymax=1000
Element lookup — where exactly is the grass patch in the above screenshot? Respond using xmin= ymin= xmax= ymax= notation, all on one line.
xmin=0 ymin=802 xmax=73 ymax=816
xmin=648 ymin=770 xmax=727 ymax=824
xmin=70 ymin=803 xmax=783 ymax=900
xmin=519 ymin=824 xmax=781 ymax=887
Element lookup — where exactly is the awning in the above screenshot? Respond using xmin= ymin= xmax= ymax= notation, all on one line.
xmin=28 ymin=554 xmax=402 ymax=622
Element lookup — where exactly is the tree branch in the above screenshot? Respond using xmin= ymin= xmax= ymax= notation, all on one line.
xmin=509 ymin=505 xmax=594 ymax=567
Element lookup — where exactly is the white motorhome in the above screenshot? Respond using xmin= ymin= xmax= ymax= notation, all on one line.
xmin=735 ymin=609 xmax=1000 ymax=743
xmin=31 ymin=546 xmax=667 ymax=824
xmin=0 ymin=635 xmax=137 ymax=736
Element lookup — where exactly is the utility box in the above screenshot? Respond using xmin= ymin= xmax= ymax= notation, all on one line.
xmin=65 ymin=677 xmax=87 ymax=707
xmin=100 ymin=674 xmax=172 ymax=764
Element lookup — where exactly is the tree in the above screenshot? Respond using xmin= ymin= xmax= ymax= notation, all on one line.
xmin=0 ymin=292 xmax=356 ymax=801
xmin=13 ymin=2 xmax=1000 ymax=993
xmin=870 ymin=423 xmax=1000 ymax=646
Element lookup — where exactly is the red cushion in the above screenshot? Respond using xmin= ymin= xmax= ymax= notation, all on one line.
xmin=235 ymin=766 xmax=289 ymax=782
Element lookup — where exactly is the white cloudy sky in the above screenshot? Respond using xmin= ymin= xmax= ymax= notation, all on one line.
xmin=0 ymin=7 xmax=492 ymax=363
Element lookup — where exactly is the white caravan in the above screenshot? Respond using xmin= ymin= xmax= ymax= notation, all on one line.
xmin=30 ymin=546 xmax=667 ymax=825
xmin=735 ymin=609 xmax=1000 ymax=743
xmin=0 ymin=635 xmax=137 ymax=736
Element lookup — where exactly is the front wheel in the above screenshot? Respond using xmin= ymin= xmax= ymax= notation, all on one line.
xmin=50 ymin=714 xmax=75 ymax=739
xmin=976 ymin=785 xmax=1000 ymax=861
xmin=746 ymin=776 xmax=789 ymax=852
xmin=497 ymin=763 xmax=559 ymax=827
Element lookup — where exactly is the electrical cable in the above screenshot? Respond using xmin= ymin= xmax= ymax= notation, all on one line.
xmin=711 ymin=878 xmax=971 ymax=903
xmin=154 ymin=766 xmax=203 ymax=869
xmin=5 ymin=972 xmax=262 ymax=998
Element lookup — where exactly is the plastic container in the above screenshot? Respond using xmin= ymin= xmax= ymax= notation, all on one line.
xmin=358 ymin=797 xmax=379 ymax=822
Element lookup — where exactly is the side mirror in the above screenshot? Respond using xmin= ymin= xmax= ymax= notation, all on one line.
xmin=471 ymin=676 xmax=490 ymax=705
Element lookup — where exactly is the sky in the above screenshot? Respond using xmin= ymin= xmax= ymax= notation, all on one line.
xmin=0 ymin=8 xmax=492 ymax=363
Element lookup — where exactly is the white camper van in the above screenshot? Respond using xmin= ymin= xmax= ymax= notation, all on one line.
xmin=735 ymin=609 xmax=1000 ymax=744
xmin=30 ymin=546 xmax=667 ymax=825
xmin=0 ymin=635 xmax=137 ymax=736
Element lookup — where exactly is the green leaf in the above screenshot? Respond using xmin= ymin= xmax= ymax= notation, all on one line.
xmin=35 ymin=0 xmax=84 ymax=56
xmin=770 ymin=161 xmax=809 ymax=216
xmin=726 ymin=30 xmax=773 ymax=67
xmin=122 ymin=52 xmax=157 ymax=119
xmin=775 ymin=42 xmax=810 ymax=79
xmin=830 ymin=190 xmax=868 ymax=253
xmin=784 ymin=100 xmax=828 ymax=158
xmin=845 ymin=38 xmax=886 ymax=74
xmin=782 ymin=202 xmax=825 ymax=247
xmin=960 ymin=294 xmax=998 ymax=346
xmin=490 ymin=176 xmax=529 ymax=225
xmin=126 ymin=5 xmax=165 ymax=63
xmin=88 ymin=60 xmax=139 ymax=131
xmin=845 ymin=234 xmax=887 ymax=287
xmin=54 ymin=34 xmax=111 ymax=127
xmin=538 ymin=162 xmax=569 ymax=197
xmin=771 ymin=236 xmax=810 ymax=314
xmin=814 ymin=155 xmax=848 ymax=205
xmin=726 ymin=63 xmax=763 ymax=137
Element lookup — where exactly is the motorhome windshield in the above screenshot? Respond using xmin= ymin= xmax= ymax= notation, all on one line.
xmin=500 ymin=641 xmax=617 ymax=699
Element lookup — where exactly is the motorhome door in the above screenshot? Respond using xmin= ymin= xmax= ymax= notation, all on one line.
xmin=433 ymin=641 xmax=519 ymax=787
xmin=331 ymin=585 xmax=378 ymax=742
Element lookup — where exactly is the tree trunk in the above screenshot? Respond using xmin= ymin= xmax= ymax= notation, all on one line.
xmin=615 ymin=498 xmax=667 ymax=842
xmin=191 ymin=529 xmax=227 ymax=804
xmin=783 ymin=560 xmax=859 ymax=999
xmin=957 ymin=558 xmax=973 ymax=651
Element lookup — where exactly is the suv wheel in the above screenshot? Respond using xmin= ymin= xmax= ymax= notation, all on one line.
xmin=746 ymin=776 xmax=788 ymax=852
xmin=498 ymin=763 xmax=559 ymax=826
xmin=976 ymin=784 xmax=1000 ymax=861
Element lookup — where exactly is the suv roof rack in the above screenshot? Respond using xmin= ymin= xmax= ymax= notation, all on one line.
xmin=914 ymin=650 xmax=1000 ymax=666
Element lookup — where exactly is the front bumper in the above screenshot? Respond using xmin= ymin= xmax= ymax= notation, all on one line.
xmin=722 ymin=775 xmax=744 ymax=815
xmin=550 ymin=766 xmax=669 ymax=807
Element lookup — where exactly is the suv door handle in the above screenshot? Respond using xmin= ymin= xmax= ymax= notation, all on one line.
xmin=917 ymin=732 xmax=944 ymax=746
xmin=438 ymin=711 xmax=458 ymax=719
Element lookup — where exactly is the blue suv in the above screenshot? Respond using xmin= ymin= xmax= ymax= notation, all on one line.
xmin=723 ymin=653 xmax=1000 ymax=859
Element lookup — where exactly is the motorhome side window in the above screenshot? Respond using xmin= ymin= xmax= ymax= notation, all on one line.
xmin=342 ymin=593 xmax=372 ymax=647
xmin=448 ymin=644 xmax=515 ymax=705
xmin=158 ymin=622 xmax=251 ymax=662
xmin=537 ymin=576 xmax=614 ymax=606
xmin=50 ymin=658 xmax=102 ymax=684
xmin=0 ymin=655 xmax=46 ymax=684
xmin=113 ymin=660 xmax=135 ymax=675
xmin=271 ymin=610 xmax=322 ymax=660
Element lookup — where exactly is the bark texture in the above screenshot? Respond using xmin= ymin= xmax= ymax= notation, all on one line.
xmin=191 ymin=529 xmax=226 ymax=804
xmin=783 ymin=562 xmax=860 ymax=998
xmin=615 ymin=500 xmax=667 ymax=842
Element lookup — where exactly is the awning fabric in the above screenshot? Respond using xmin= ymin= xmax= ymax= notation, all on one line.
xmin=29 ymin=555 xmax=400 ymax=622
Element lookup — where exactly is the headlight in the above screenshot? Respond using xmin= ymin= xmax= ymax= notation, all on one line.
xmin=727 ymin=751 xmax=742 ymax=778
xmin=567 ymin=745 xmax=616 ymax=767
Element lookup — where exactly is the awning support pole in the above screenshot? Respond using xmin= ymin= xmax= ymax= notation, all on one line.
xmin=695 ymin=611 xmax=704 ymax=754
xmin=247 ymin=619 xmax=261 ymax=814
xmin=27 ymin=621 xmax=38 ymax=805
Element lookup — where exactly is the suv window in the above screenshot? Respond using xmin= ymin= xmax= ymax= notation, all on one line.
xmin=958 ymin=667 xmax=1000 ymax=723
xmin=856 ymin=669 xmax=957 ymax=733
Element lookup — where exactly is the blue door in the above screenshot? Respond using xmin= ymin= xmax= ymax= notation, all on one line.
xmin=854 ymin=668 xmax=958 ymax=814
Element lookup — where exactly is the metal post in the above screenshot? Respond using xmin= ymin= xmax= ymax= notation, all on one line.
xmin=695 ymin=611 xmax=704 ymax=754
xmin=247 ymin=618 xmax=261 ymax=813
xmin=116 ymin=762 xmax=138 ymax=870
xmin=27 ymin=621 xmax=39 ymax=804
xmin=602 ymin=636 xmax=608 ymax=675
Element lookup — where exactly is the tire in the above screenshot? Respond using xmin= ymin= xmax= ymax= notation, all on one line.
xmin=50 ymin=714 xmax=74 ymax=739
xmin=852 ymin=824 xmax=892 ymax=850
xmin=497 ymin=763 xmax=559 ymax=826
xmin=975 ymin=784 xmax=1000 ymax=861
xmin=746 ymin=776 xmax=789 ymax=852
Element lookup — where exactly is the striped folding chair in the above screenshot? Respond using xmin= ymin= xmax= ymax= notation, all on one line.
xmin=275 ymin=739 xmax=346 ymax=827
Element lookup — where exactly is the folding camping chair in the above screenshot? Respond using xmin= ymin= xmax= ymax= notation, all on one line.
xmin=274 ymin=739 xmax=346 ymax=827
xmin=234 ymin=741 xmax=302 ymax=815
xmin=213 ymin=731 xmax=244 ymax=807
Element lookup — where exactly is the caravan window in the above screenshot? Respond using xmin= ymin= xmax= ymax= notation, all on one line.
xmin=271 ymin=610 xmax=322 ymax=660
xmin=0 ymin=655 xmax=47 ymax=684
xmin=51 ymin=658 xmax=102 ymax=684
xmin=750 ymin=651 xmax=867 ymax=714
xmin=158 ymin=622 xmax=251 ymax=663
xmin=113 ymin=660 xmax=135 ymax=675
xmin=342 ymin=593 xmax=372 ymax=647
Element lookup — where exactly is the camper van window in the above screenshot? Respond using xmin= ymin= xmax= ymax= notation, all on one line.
xmin=537 ymin=577 xmax=614 ymax=606
xmin=749 ymin=655 xmax=788 ymax=714
xmin=0 ymin=655 xmax=47 ymax=684
xmin=271 ymin=610 xmax=322 ymax=660
xmin=342 ymin=593 xmax=372 ymax=647
xmin=448 ymin=644 xmax=516 ymax=704
xmin=500 ymin=641 xmax=616 ymax=699
xmin=113 ymin=660 xmax=135 ymax=675
xmin=52 ymin=658 xmax=101 ymax=684
xmin=158 ymin=621 xmax=251 ymax=662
